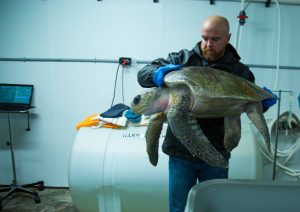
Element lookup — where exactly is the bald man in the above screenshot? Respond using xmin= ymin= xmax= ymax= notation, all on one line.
xmin=138 ymin=16 xmax=255 ymax=212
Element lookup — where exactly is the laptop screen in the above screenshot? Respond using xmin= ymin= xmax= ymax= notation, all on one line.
xmin=0 ymin=83 xmax=34 ymax=106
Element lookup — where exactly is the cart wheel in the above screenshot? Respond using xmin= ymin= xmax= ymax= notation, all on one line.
xmin=34 ymin=196 xmax=41 ymax=204
xmin=37 ymin=183 xmax=44 ymax=191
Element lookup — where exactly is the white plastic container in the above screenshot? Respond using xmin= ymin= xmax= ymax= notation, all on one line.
xmin=185 ymin=179 xmax=300 ymax=212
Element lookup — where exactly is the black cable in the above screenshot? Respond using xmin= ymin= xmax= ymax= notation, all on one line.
xmin=121 ymin=65 xmax=125 ymax=104
xmin=110 ymin=64 xmax=126 ymax=107
xmin=110 ymin=64 xmax=121 ymax=107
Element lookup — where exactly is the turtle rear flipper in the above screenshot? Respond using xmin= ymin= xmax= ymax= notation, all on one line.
xmin=224 ymin=116 xmax=241 ymax=152
xmin=245 ymin=102 xmax=271 ymax=151
xmin=167 ymin=89 xmax=228 ymax=169
xmin=146 ymin=113 xmax=166 ymax=166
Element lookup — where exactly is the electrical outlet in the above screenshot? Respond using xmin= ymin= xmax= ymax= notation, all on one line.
xmin=119 ymin=57 xmax=132 ymax=66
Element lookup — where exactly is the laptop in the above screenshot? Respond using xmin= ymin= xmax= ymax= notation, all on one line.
xmin=0 ymin=83 xmax=35 ymax=112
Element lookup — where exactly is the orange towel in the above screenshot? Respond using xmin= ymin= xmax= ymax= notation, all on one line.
xmin=76 ymin=114 xmax=122 ymax=130
xmin=101 ymin=123 xmax=121 ymax=129
xmin=76 ymin=114 xmax=99 ymax=130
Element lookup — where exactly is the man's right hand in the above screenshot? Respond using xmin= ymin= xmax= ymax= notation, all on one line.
xmin=153 ymin=64 xmax=182 ymax=87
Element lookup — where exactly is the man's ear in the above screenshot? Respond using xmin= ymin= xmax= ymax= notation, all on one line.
xmin=228 ymin=33 xmax=231 ymax=42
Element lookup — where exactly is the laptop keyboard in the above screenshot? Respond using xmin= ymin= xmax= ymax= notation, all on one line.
xmin=0 ymin=106 xmax=32 ymax=112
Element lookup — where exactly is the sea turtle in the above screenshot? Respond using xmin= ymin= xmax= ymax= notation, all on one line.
xmin=131 ymin=66 xmax=273 ymax=168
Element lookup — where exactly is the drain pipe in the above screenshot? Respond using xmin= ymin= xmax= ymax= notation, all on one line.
xmin=272 ymin=0 xmax=281 ymax=91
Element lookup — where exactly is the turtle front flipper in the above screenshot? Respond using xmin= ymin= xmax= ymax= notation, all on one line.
xmin=145 ymin=112 xmax=167 ymax=166
xmin=224 ymin=116 xmax=241 ymax=152
xmin=245 ymin=102 xmax=271 ymax=151
xmin=167 ymin=87 xmax=228 ymax=169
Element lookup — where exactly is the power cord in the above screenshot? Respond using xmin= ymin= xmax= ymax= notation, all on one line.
xmin=110 ymin=64 xmax=125 ymax=107
xmin=110 ymin=57 xmax=132 ymax=107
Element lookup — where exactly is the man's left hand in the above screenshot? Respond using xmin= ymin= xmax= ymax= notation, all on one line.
xmin=262 ymin=86 xmax=278 ymax=109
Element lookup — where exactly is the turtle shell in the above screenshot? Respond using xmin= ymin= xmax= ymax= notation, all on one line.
xmin=164 ymin=66 xmax=272 ymax=103
xmin=164 ymin=66 xmax=273 ymax=117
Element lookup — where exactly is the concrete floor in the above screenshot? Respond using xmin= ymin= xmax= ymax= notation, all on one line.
xmin=0 ymin=187 xmax=79 ymax=212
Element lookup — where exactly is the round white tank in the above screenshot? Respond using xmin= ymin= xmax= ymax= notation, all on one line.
xmin=69 ymin=120 xmax=259 ymax=212
xmin=69 ymin=125 xmax=169 ymax=212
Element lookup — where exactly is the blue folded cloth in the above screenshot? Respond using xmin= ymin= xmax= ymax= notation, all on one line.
xmin=100 ymin=103 xmax=130 ymax=118
xmin=125 ymin=109 xmax=141 ymax=123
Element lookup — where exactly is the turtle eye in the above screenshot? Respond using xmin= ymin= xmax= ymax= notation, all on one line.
xmin=133 ymin=95 xmax=141 ymax=105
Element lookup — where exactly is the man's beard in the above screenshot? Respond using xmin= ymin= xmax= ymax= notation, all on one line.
xmin=202 ymin=48 xmax=225 ymax=62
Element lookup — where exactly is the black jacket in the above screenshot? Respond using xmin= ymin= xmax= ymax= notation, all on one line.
xmin=137 ymin=42 xmax=255 ymax=162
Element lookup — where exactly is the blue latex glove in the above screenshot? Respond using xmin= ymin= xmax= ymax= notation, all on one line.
xmin=261 ymin=86 xmax=278 ymax=109
xmin=153 ymin=64 xmax=182 ymax=87
xmin=125 ymin=109 xmax=141 ymax=123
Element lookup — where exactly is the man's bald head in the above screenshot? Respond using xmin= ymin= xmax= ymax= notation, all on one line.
xmin=200 ymin=16 xmax=231 ymax=62
xmin=202 ymin=16 xmax=230 ymax=37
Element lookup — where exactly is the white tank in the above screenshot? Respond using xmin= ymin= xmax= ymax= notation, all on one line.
xmin=69 ymin=120 xmax=259 ymax=212
xmin=68 ymin=125 xmax=169 ymax=212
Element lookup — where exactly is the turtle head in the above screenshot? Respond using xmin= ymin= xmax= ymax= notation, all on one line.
xmin=131 ymin=87 xmax=169 ymax=116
